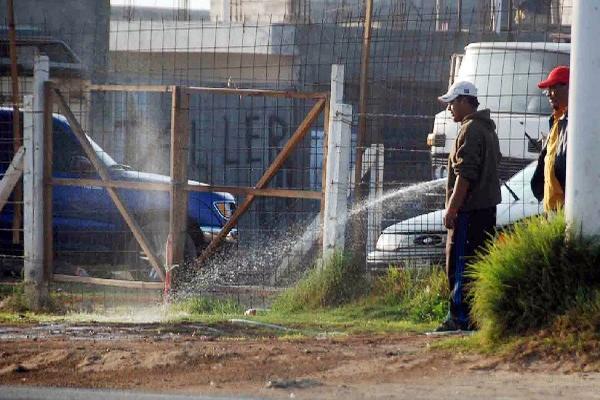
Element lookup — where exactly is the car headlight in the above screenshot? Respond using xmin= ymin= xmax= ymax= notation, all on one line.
xmin=376 ymin=234 xmax=412 ymax=251
xmin=413 ymin=234 xmax=444 ymax=246
xmin=213 ymin=201 xmax=236 ymax=219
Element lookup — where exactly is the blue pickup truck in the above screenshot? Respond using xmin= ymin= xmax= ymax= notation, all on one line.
xmin=0 ymin=108 xmax=237 ymax=278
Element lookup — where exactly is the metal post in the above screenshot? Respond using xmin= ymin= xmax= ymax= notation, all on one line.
xmin=23 ymin=55 xmax=50 ymax=310
xmin=7 ymin=0 xmax=22 ymax=245
xmin=366 ymin=144 xmax=384 ymax=253
xmin=350 ymin=0 xmax=374 ymax=263
xmin=565 ymin=0 xmax=600 ymax=237
xmin=507 ymin=0 xmax=513 ymax=33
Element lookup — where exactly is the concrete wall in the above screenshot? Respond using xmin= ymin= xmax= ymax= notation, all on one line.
xmin=0 ymin=0 xmax=110 ymax=81
xmin=207 ymin=0 xmax=488 ymax=26
xmin=110 ymin=20 xmax=297 ymax=56
xmin=210 ymin=0 xmax=307 ymax=22
xmin=111 ymin=5 xmax=210 ymax=21
xmin=110 ymin=52 xmax=297 ymax=86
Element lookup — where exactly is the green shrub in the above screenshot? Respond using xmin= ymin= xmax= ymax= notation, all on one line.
xmin=470 ymin=212 xmax=600 ymax=342
xmin=372 ymin=266 xmax=448 ymax=323
xmin=0 ymin=284 xmax=27 ymax=313
xmin=272 ymin=252 xmax=368 ymax=312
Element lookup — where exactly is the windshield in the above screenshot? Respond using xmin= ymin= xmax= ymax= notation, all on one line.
xmin=88 ymin=134 xmax=118 ymax=168
xmin=501 ymin=161 xmax=537 ymax=202
xmin=457 ymin=49 xmax=570 ymax=115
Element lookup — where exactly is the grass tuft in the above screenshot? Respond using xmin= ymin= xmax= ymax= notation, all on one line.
xmin=272 ymin=252 xmax=369 ymax=312
xmin=172 ymin=296 xmax=243 ymax=315
xmin=470 ymin=212 xmax=600 ymax=342
xmin=370 ymin=266 xmax=448 ymax=323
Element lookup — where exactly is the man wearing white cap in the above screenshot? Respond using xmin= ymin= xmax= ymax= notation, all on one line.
xmin=435 ymin=81 xmax=502 ymax=332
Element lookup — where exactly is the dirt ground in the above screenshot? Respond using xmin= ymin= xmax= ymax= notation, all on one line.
xmin=0 ymin=322 xmax=599 ymax=399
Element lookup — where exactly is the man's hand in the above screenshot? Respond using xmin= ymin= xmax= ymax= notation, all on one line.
xmin=444 ymin=207 xmax=458 ymax=230
xmin=445 ymin=175 xmax=469 ymax=230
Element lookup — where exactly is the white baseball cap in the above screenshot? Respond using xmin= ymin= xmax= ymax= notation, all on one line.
xmin=438 ymin=81 xmax=478 ymax=103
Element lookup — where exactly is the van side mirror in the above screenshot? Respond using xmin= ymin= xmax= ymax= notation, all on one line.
xmin=449 ymin=53 xmax=464 ymax=85
xmin=69 ymin=155 xmax=95 ymax=176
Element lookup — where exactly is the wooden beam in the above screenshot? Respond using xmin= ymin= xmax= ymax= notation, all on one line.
xmin=43 ymin=82 xmax=54 ymax=280
xmin=53 ymin=274 xmax=163 ymax=290
xmin=87 ymin=85 xmax=328 ymax=100
xmin=53 ymin=88 xmax=165 ymax=282
xmin=169 ymin=86 xmax=190 ymax=267
xmin=195 ymin=98 xmax=327 ymax=266
xmin=87 ymin=84 xmax=173 ymax=93
xmin=52 ymin=177 xmax=171 ymax=192
xmin=185 ymin=86 xmax=328 ymax=100
xmin=186 ymin=184 xmax=322 ymax=200
xmin=52 ymin=178 xmax=323 ymax=200
xmin=254 ymin=99 xmax=327 ymax=189
xmin=0 ymin=145 xmax=24 ymax=213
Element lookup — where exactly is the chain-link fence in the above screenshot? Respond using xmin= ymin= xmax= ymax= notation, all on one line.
xmin=0 ymin=0 xmax=573 ymax=310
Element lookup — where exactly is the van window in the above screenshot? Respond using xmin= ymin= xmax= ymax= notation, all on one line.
xmin=52 ymin=119 xmax=118 ymax=173
xmin=53 ymin=120 xmax=85 ymax=173
xmin=457 ymin=50 xmax=570 ymax=115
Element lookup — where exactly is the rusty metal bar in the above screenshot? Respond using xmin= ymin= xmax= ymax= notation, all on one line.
xmin=350 ymin=0 xmax=375 ymax=260
xmin=7 ymin=0 xmax=22 ymax=245
xmin=169 ymin=86 xmax=190 ymax=270
xmin=49 ymin=178 xmax=322 ymax=200
xmin=87 ymin=84 xmax=328 ymax=99
xmin=88 ymin=84 xmax=174 ymax=93
xmin=195 ymin=98 xmax=327 ymax=266
xmin=53 ymin=274 xmax=163 ymax=290
xmin=52 ymin=177 xmax=171 ymax=192
xmin=187 ymin=184 xmax=323 ymax=200
xmin=51 ymin=178 xmax=322 ymax=200
xmin=185 ymin=86 xmax=329 ymax=100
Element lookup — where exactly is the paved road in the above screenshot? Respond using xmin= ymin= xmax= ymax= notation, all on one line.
xmin=0 ymin=386 xmax=266 ymax=400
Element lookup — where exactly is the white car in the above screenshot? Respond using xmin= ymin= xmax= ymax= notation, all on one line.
xmin=367 ymin=162 xmax=541 ymax=272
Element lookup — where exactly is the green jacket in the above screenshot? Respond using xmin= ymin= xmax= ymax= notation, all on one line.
xmin=446 ymin=109 xmax=502 ymax=212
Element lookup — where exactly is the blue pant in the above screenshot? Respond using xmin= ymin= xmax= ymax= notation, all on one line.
xmin=445 ymin=207 xmax=496 ymax=328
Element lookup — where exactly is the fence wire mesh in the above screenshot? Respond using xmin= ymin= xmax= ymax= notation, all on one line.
xmin=0 ymin=0 xmax=573 ymax=311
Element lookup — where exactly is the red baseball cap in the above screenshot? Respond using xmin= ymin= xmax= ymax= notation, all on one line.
xmin=538 ymin=66 xmax=570 ymax=89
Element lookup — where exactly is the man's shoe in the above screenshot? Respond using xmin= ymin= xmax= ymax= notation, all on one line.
xmin=433 ymin=319 xmax=462 ymax=332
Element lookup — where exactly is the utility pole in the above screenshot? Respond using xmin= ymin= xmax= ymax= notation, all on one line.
xmin=349 ymin=0 xmax=374 ymax=265
xmin=565 ymin=0 xmax=600 ymax=236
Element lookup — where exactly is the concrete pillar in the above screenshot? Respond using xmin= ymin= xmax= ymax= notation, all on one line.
xmin=23 ymin=54 xmax=50 ymax=310
xmin=565 ymin=1 xmax=600 ymax=237
xmin=323 ymin=65 xmax=352 ymax=260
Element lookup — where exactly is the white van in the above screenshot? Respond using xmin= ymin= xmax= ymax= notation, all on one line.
xmin=427 ymin=42 xmax=570 ymax=179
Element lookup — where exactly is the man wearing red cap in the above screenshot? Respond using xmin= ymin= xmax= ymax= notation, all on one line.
xmin=531 ymin=66 xmax=570 ymax=212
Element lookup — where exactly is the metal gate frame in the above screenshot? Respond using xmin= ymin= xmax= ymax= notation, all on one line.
xmin=44 ymin=82 xmax=330 ymax=291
